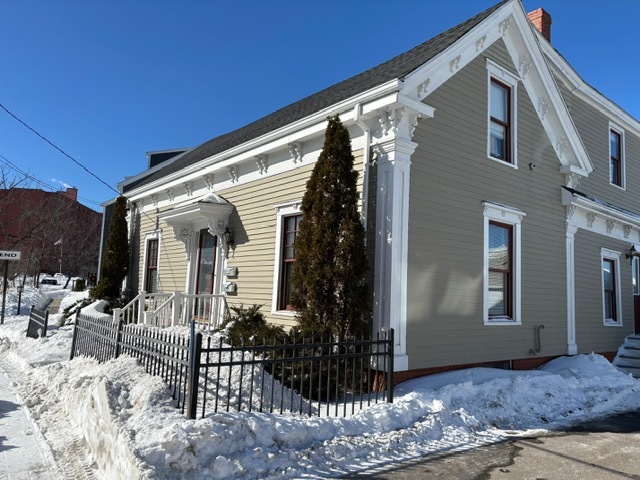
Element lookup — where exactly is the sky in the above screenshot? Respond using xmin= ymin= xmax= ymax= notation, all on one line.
xmin=1 ymin=0 xmax=639 ymax=211
xmin=3 ymin=283 xmax=640 ymax=478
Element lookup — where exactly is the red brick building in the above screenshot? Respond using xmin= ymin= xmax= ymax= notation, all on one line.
xmin=0 ymin=187 xmax=102 ymax=280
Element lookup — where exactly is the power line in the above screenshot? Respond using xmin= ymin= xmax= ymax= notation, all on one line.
xmin=0 ymin=153 xmax=104 ymax=207
xmin=0 ymin=102 xmax=120 ymax=195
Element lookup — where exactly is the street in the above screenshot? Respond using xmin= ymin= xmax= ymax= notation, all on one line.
xmin=344 ymin=411 xmax=640 ymax=479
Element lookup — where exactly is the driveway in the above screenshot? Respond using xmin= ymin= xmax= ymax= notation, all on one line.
xmin=344 ymin=411 xmax=640 ymax=479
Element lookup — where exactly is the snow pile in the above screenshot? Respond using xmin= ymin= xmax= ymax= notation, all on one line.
xmin=1 ymin=286 xmax=640 ymax=479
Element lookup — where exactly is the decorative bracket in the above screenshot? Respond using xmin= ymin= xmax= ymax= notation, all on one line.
xmin=166 ymin=188 xmax=174 ymax=203
xmin=184 ymin=181 xmax=193 ymax=197
xmin=289 ymin=142 xmax=303 ymax=163
xmin=227 ymin=165 xmax=238 ymax=183
xmin=171 ymin=225 xmax=193 ymax=260
xmin=150 ymin=194 xmax=158 ymax=208
xmin=256 ymin=154 xmax=268 ymax=174
xmin=203 ymin=173 xmax=214 ymax=191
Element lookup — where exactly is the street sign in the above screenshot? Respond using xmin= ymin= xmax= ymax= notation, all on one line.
xmin=0 ymin=251 xmax=21 ymax=261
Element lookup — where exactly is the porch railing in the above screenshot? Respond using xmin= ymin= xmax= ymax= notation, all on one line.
xmin=113 ymin=291 xmax=230 ymax=330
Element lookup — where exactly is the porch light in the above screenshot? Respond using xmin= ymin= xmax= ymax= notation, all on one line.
xmin=223 ymin=226 xmax=234 ymax=247
xmin=626 ymin=244 xmax=640 ymax=264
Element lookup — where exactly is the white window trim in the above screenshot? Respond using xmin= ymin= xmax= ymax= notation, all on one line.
xmin=271 ymin=201 xmax=302 ymax=317
xmin=486 ymin=59 xmax=519 ymax=168
xmin=482 ymin=201 xmax=525 ymax=325
xmin=601 ymin=248 xmax=623 ymax=326
xmin=142 ymin=231 xmax=161 ymax=293
xmin=609 ymin=122 xmax=626 ymax=190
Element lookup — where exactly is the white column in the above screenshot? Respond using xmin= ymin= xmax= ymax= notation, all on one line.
xmin=566 ymin=223 xmax=578 ymax=355
xmin=374 ymin=131 xmax=417 ymax=371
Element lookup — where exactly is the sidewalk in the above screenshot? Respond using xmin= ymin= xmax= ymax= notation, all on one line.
xmin=0 ymin=366 xmax=59 ymax=480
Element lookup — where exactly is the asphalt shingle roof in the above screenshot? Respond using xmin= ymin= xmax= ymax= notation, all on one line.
xmin=124 ymin=0 xmax=508 ymax=193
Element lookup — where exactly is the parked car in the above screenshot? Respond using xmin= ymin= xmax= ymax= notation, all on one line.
xmin=41 ymin=277 xmax=58 ymax=285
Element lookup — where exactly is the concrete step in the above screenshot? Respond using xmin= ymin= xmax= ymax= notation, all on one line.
xmin=616 ymin=355 xmax=640 ymax=364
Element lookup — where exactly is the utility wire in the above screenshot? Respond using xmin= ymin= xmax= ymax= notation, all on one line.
xmin=0 ymin=153 xmax=103 ymax=206
xmin=0 ymin=102 xmax=120 ymax=195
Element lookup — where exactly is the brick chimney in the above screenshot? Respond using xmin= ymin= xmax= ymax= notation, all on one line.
xmin=63 ymin=187 xmax=78 ymax=201
xmin=527 ymin=8 xmax=552 ymax=42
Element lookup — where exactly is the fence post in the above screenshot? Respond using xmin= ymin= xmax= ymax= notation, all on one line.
xmin=171 ymin=291 xmax=180 ymax=327
xmin=114 ymin=317 xmax=124 ymax=359
xmin=43 ymin=310 xmax=49 ymax=337
xmin=69 ymin=308 xmax=81 ymax=361
xmin=138 ymin=291 xmax=146 ymax=324
xmin=187 ymin=320 xmax=202 ymax=420
xmin=112 ymin=308 xmax=121 ymax=323
xmin=387 ymin=329 xmax=394 ymax=404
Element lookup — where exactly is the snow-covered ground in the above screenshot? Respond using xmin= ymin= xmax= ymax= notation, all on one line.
xmin=1 ymin=284 xmax=640 ymax=479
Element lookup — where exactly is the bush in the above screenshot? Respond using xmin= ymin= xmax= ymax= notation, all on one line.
xmin=219 ymin=304 xmax=285 ymax=346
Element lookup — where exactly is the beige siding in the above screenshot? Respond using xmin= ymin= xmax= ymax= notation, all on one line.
xmin=557 ymin=80 xmax=640 ymax=211
xmin=135 ymin=205 xmax=188 ymax=294
xmin=574 ymin=230 xmax=633 ymax=352
xmin=406 ymin=40 xmax=569 ymax=369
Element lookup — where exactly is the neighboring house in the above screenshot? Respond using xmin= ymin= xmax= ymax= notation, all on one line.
xmin=0 ymin=187 xmax=102 ymax=281
xmin=115 ymin=0 xmax=640 ymax=380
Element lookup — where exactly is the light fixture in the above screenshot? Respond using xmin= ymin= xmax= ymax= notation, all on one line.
xmin=223 ymin=226 xmax=234 ymax=247
xmin=626 ymin=244 xmax=640 ymax=264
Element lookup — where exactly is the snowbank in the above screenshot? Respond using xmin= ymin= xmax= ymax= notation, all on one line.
xmin=1 ymin=285 xmax=640 ymax=479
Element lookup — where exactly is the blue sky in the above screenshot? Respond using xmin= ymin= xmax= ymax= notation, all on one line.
xmin=1 ymin=1 xmax=638 ymax=210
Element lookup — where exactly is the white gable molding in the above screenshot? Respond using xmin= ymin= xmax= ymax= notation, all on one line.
xmin=539 ymin=41 xmax=640 ymax=139
xmin=400 ymin=0 xmax=593 ymax=178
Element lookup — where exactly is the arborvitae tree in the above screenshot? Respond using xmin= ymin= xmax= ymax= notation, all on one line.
xmin=290 ymin=116 xmax=370 ymax=338
xmin=91 ymin=196 xmax=129 ymax=301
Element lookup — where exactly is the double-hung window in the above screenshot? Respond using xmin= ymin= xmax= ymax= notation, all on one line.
xmin=601 ymin=248 xmax=622 ymax=325
xmin=609 ymin=125 xmax=625 ymax=188
xmin=272 ymin=201 xmax=302 ymax=314
xmin=483 ymin=202 xmax=525 ymax=325
xmin=144 ymin=237 xmax=159 ymax=293
xmin=487 ymin=60 xmax=519 ymax=166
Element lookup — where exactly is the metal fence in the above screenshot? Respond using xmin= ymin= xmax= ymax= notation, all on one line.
xmin=26 ymin=305 xmax=49 ymax=339
xmin=70 ymin=310 xmax=394 ymax=419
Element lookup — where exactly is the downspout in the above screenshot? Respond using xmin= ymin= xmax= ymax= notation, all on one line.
xmin=353 ymin=103 xmax=371 ymax=235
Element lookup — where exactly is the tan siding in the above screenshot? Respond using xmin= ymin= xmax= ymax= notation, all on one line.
xmin=407 ymin=40 xmax=568 ymax=369
xmin=557 ymin=80 xmax=640 ymax=212
xmin=574 ymin=230 xmax=633 ymax=352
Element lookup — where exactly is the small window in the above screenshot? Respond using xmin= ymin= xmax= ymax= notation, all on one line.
xmin=487 ymin=60 xmax=519 ymax=166
xmin=145 ymin=238 xmax=159 ymax=293
xmin=490 ymin=80 xmax=511 ymax=162
xmin=601 ymin=248 xmax=622 ymax=325
xmin=609 ymin=127 xmax=624 ymax=187
xmin=278 ymin=214 xmax=302 ymax=310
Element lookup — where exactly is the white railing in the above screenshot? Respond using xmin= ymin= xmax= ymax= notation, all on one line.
xmin=113 ymin=291 xmax=230 ymax=330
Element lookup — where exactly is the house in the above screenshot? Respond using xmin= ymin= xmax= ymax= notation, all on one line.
xmin=0 ymin=187 xmax=102 ymax=281
xmin=114 ymin=0 xmax=640 ymax=380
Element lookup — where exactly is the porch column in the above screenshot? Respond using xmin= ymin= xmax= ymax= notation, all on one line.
xmin=566 ymin=223 xmax=578 ymax=355
xmin=373 ymin=108 xmax=419 ymax=372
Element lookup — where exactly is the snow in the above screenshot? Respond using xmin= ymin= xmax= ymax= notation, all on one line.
xmin=2 ymin=285 xmax=640 ymax=479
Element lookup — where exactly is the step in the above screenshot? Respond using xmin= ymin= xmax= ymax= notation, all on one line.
xmin=615 ymin=363 xmax=640 ymax=371
xmin=616 ymin=354 xmax=640 ymax=362
xmin=622 ymin=345 xmax=640 ymax=351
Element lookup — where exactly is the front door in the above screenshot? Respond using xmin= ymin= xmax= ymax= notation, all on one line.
xmin=196 ymin=229 xmax=217 ymax=295
xmin=633 ymin=258 xmax=640 ymax=334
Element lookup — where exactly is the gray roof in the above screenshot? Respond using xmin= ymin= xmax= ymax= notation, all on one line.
xmin=124 ymin=1 xmax=508 ymax=193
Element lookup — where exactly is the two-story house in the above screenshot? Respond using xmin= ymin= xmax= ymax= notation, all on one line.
xmin=113 ymin=0 xmax=640 ymax=380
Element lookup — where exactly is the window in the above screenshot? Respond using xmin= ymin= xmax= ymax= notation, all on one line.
xmin=272 ymin=201 xmax=303 ymax=314
xmin=601 ymin=248 xmax=622 ymax=325
xmin=609 ymin=125 xmax=625 ymax=188
xmin=488 ymin=222 xmax=513 ymax=318
xmin=144 ymin=238 xmax=159 ymax=293
xmin=490 ymin=80 xmax=511 ymax=161
xmin=278 ymin=214 xmax=302 ymax=310
xmin=483 ymin=202 xmax=525 ymax=325
xmin=487 ymin=60 xmax=519 ymax=166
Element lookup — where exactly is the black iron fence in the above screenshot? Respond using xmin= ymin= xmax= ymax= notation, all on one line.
xmin=27 ymin=306 xmax=49 ymax=339
xmin=70 ymin=310 xmax=394 ymax=419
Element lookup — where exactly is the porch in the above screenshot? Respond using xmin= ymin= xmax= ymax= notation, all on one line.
xmin=114 ymin=291 xmax=231 ymax=330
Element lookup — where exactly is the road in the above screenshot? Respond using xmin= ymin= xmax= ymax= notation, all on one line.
xmin=344 ymin=411 xmax=640 ymax=479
